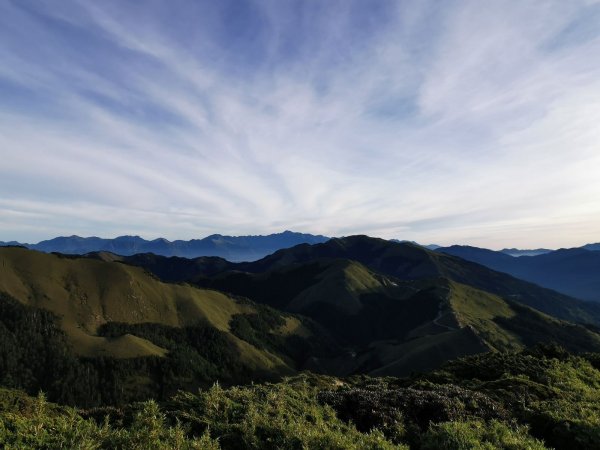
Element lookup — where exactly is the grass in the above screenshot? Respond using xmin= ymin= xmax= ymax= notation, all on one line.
xmin=0 ymin=248 xmax=263 ymax=359
xmin=69 ymin=332 xmax=168 ymax=359
xmin=287 ymin=260 xmax=385 ymax=314
xmin=449 ymin=281 xmax=523 ymax=351
xmin=421 ymin=419 xmax=548 ymax=450
xmin=0 ymin=247 xmax=330 ymax=380
xmin=368 ymin=328 xmax=488 ymax=377
xmin=448 ymin=280 xmax=600 ymax=354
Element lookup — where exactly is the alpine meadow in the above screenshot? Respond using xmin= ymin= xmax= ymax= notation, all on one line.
xmin=1 ymin=1 xmax=600 ymax=449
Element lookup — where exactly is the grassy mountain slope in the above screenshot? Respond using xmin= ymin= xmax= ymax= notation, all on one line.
xmin=183 ymin=253 xmax=600 ymax=376
xmin=0 ymin=247 xmax=328 ymax=375
xmin=108 ymin=236 xmax=600 ymax=325
xmin=193 ymin=258 xmax=444 ymax=346
xmin=336 ymin=280 xmax=600 ymax=377
xmin=89 ymin=235 xmax=600 ymax=377
xmin=353 ymin=327 xmax=487 ymax=377
xmin=6 ymin=237 xmax=600 ymax=394
xmin=0 ymin=247 xmax=248 ymax=359
xmin=448 ymin=281 xmax=600 ymax=353
xmin=237 ymin=236 xmax=600 ymax=326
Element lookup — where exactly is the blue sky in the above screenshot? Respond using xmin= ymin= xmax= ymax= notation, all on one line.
xmin=1 ymin=0 xmax=600 ymax=248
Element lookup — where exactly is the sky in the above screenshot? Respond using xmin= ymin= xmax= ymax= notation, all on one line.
xmin=1 ymin=0 xmax=600 ymax=249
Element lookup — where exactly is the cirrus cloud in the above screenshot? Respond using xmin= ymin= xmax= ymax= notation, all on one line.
xmin=1 ymin=0 xmax=599 ymax=249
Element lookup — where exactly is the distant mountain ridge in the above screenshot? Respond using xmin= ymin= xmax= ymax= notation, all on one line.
xmin=438 ymin=245 xmax=600 ymax=302
xmin=3 ymin=234 xmax=596 ymax=261
xmin=0 ymin=231 xmax=330 ymax=261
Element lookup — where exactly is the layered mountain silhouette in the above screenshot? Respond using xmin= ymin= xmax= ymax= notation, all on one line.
xmin=438 ymin=245 xmax=600 ymax=302
xmin=0 ymin=231 xmax=329 ymax=261
xmin=80 ymin=236 xmax=600 ymax=376
xmin=583 ymin=243 xmax=600 ymax=251
xmin=2 ymin=235 xmax=600 ymax=401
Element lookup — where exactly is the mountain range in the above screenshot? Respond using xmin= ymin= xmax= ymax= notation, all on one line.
xmin=4 ymin=231 xmax=596 ymax=266
xmin=2 ymin=234 xmax=600 ymax=408
xmin=0 ymin=230 xmax=329 ymax=261
xmin=438 ymin=244 xmax=600 ymax=302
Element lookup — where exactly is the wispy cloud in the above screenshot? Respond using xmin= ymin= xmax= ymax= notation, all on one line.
xmin=1 ymin=0 xmax=599 ymax=248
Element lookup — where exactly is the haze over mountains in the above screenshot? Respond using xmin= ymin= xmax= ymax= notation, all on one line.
xmin=438 ymin=244 xmax=600 ymax=302
xmin=0 ymin=231 xmax=329 ymax=261
xmin=500 ymin=248 xmax=552 ymax=257
xmin=3 ymin=230 xmax=596 ymax=261
xmin=3 ymin=231 xmax=599 ymax=306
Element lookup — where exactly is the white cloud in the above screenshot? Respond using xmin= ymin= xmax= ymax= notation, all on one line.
xmin=0 ymin=0 xmax=599 ymax=248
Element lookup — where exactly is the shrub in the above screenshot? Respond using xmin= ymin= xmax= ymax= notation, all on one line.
xmin=421 ymin=420 xmax=548 ymax=450
xmin=0 ymin=392 xmax=220 ymax=449
xmin=168 ymin=378 xmax=407 ymax=449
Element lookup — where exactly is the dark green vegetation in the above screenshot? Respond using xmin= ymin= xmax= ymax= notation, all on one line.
xmin=3 ymin=346 xmax=600 ymax=449
xmin=439 ymin=245 xmax=600 ymax=302
xmin=0 ymin=291 xmax=337 ymax=407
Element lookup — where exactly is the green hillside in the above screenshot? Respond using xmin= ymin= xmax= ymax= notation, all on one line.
xmin=245 ymin=236 xmax=600 ymax=325
xmin=359 ymin=280 xmax=600 ymax=377
xmin=0 ymin=247 xmax=338 ymax=406
xmin=186 ymin=253 xmax=600 ymax=377
xmin=116 ymin=236 xmax=600 ymax=327
xmin=193 ymin=258 xmax=443 ymax=345
xmin=0 ymin=247 xmax=284 ymax=362
xmin=448 ymin=281 xmax=600 ymax=353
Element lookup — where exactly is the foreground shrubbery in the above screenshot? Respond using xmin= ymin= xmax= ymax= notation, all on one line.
xmin=421 ymin=420 xmax=547 ymax=450
xmin=0 ymin=383 xmax=401 ymax=450
xmin=0 ymin=391 xmax=219 ymax=449
xmin=0 ymin=381 xmax=543 ymax=450
xmin=2 ymin=345 xmax=600 ymax=448
xmin=0 ymin=377 xmax=545 ymax=450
